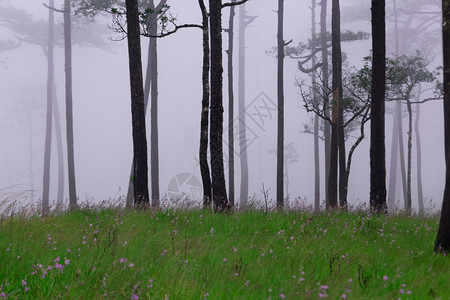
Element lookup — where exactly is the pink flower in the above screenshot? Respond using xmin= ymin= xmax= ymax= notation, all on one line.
xmin=65 ymin=259 xmax=70 ymax=265
xmin=280 ymin=293 xmax=286 ymax=298
xmin=131 ymin=294 xmax=139 ymax=299
xmin=341 ymin=294 xmax=347 ymax=299
xmin=128 ymin=263 xmax=134 ymax=268
xmin=383 ymin=276 xmax=389 ymax=281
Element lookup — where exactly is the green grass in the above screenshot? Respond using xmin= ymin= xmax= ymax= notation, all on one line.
xmin=0 ymin=208 xmax=448 ymax=299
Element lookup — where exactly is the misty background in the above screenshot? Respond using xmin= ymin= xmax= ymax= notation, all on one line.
xmin=0 ymin=0 xmax=444 ymax=210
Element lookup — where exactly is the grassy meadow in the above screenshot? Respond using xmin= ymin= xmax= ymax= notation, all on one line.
xmin=0 ymin=206 xmax=449 ymax=299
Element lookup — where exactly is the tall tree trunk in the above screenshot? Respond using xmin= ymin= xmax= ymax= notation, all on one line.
xmin=42 ymin=0 xmax=55 ymax=215
xmin=53 ymin=84 xmax=64 ymax=209
xmin=311 ymin=0 xmax=320 ymax=211
xmin=276 ymin=0 xmax=285 ymax=209
xmin=388 ymin=102 xmax=400 ymax=212
xmin=398 ymin=105 xmax=408 ymax=208
xmin=435 ymin=0 xmax=450 ymax=253
xmin=415 ymin=100 xmax=424 ymax=213
xmin=328 ymin=0 xmax=341 ymax=209
xmin=320 ymin=0 xmax=331 ymax=207
xmin=369 ymin=0 xmax=387 ymax=212
xmin=199 ymin=0 xmax=212 ymax=208
xmin=149 ymin=0 xmax=163 ymax=207
xmin=125 ymin=0 xmax=150 ymax=205
xmin=226 ymin=0 xmax=236 ymax=207
xmin=64 ymin=0 xmax=77 ymax=209
xmin=209 ymin=0 xmax=228 ymax=210
xmin=27 ymin=110 xmax=35 ymax=203
xmin=406 ymin=98 xmax=413 ymax=213
xmin=125 ymin=0 xmax=166 ymax=208
xmin=238 ymin=4 xmax=252 ymax=208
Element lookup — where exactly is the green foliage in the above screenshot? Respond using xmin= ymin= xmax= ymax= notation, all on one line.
xmin=0 ymin=209 xmax=448 ymax=299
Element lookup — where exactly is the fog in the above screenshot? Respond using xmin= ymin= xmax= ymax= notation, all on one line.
xmin=0 ymin=0 xmax=444 ymax=211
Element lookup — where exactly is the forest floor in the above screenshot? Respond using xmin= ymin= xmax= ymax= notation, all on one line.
xmin=0 ymin=205 xmax=449 ymax=299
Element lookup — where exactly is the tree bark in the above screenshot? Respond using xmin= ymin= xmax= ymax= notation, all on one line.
xmin=311 ymin=0 xmax=320 ymax=211
xmin=199 ymin=0 xmax=213 ymax=208
xmin=209 ymin=0 xmax=228 ymax=210
xmin=320 ymin=0 xmax=331 ymax=207
xmin=64 ymin=0 xmax=77 ymax=209
xmin=369 ymin=0 xmax=387 ymax=213
xmin=387 ymin=102 xmax=400 ymax=212
xmin=238 ymin=4 xmax=252 ymax=208
xmin=434 ymin=0 xmax=450 ymax=253
xmin=415 ymin=102 xmax=424 ymax=213
xmin=406 ymin=98 xmax=412 ymax=213
xmin=53 ymin=83 xmax=64 ymax=209
xmin=328 ymin=0 xmax=341 ymax=209
xmin=276 ymin=0 xmax=285 ymax=209
xmin=226 ymin=0 xmax=236 ymax=207
xmin=42 ymin=0 xmax=55 ymax=215
xmin=125 ymin=0 xmax=150 ymax=206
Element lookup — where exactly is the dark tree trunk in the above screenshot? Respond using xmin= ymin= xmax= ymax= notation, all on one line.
xmin=328 ymin=0 xmax=341 ymax=209
xmin=125 ymin=0 xmax=166 ymax=208
xmin=125 ymin=0 xmax=150 ymax=205
xmin=276 ymin=0 xmax=285 ymax=209
xmin=238 ymin=4 xmax=253 ymax=208
xmin=64 ymin=0 xmax=77 ymax=209
xmin=415 ymin=102 xmax=424 ymax=213
xmin=320 ymin=0 xmax=331 ymax=207
xmin=42 ymin=0 xmax=55 ymax=215
xmin=406 ymin=98 xmax=413 ymax=213
xmin=369 ymin=0 xmax=387 ymax=213
xmin=226 ymin=0 xmax=236 ymax=208
xmin=209 ymin=0 xmax=228 ymax=210
xmin=435 ymin=0 xmax=450 ymax=253
xmin=398 ymin=109 xmax=408 ymax=209
xmin=199 ymin=0 xmax=212 ymax=208
xmin=311 ymin=0 xmax=320 ymax=211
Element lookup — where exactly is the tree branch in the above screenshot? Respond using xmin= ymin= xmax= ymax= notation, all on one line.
xmin=222 ymin=0 xmax=249 ymax=8
xmin=42 ymin=3 xmax=65 ymax=13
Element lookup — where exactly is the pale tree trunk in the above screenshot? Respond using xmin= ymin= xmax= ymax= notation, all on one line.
xmin=209 ymin=0 xmax=228 ymax=210
xmin=238 ymin=4 xmax=254 ymax=208
xmin=320 ymin=0 xmax=331 ymax=207
xmin=226 ymin=0 xmax=236 ymax=207
xmin=406 ymin=97 xmax=413 ymax=213
xmin=387 ymin=102 xmax=400 ymax=212
xmin=398 ymin=105 xmax=408 ymax=209
xmin=415 ymin=102 xmax=424 ymax=213
xmin=53 ymin=84 xmax=64 ymax=209
xmin=311 ymin=0 xmax=320 ymax=211
xmin=42 ymin=0 xmax=55 ymax=215
xmin=276 ymin=0 xmax=285 ymax=209
xmin=64 ymin=0 xmax=77 ymax=209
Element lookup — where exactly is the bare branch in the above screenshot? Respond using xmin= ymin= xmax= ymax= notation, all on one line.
xmin=222 ymin=0 xmax=249 ymax=8
xmin=42 ymin=3 xmax=65 ymax=13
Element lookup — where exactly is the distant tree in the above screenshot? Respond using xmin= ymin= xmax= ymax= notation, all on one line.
xmin=225 ymin=0 xmax=236 ymax=207
xmin=434 ymin=0 xmax=450 ymax=254
xmin=125 ymin=0 xmax=150 ymax=205
xmin=237 ymin=4 xmax=256 ymax=209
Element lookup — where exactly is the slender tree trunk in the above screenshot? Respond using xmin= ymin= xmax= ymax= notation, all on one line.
xmin=226 ymin=1 xmax=236 ymax=207
xmin=406 ymin=98 xmax=413 ymax=213
xmin=311 ymin=0 xmax=320 ymax=211
xmin=42 ymin=0 xmax=55 ymax=215
xmin=149 ymin=10 xmax=160 ymax=207
xmin=209 ymin=0 xmax=228 ymax=210
xmin=125 ymin=0 xmax=150 ymax=205
xmin=276 ymin=0 xmax=285 ymax=209
xmin=415 ymin=102 xmax=424 ymax=213
xmin=64 ymin=0 xmax=77 ymax=209
xmin=369 ymin=0 xmax=387 ymax=212
xmin=238 ymin=4 xmax=251 ymax=208
xmin=328 ymin=0 xmax=341 ymax=209
xmin=435 ymin=0 xmax=450 ymax=253
xmin=27 ymin=110 xmax=34 ymax=203
xmin=398 ymin=105 xmax=408 ymax=208
xmin=388 ymin=102 xmax=400 ymax=212
xmin=320 ymin=0 xmax=331 ymax=207
xmin=53 ymin=84 xmax=64 ymax=209
xmin=199 ymin=0 xmax=212 ymax=208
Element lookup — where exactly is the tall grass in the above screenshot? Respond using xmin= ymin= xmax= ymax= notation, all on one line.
xmin=0 ymin=206 xmax=448 ymax=299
